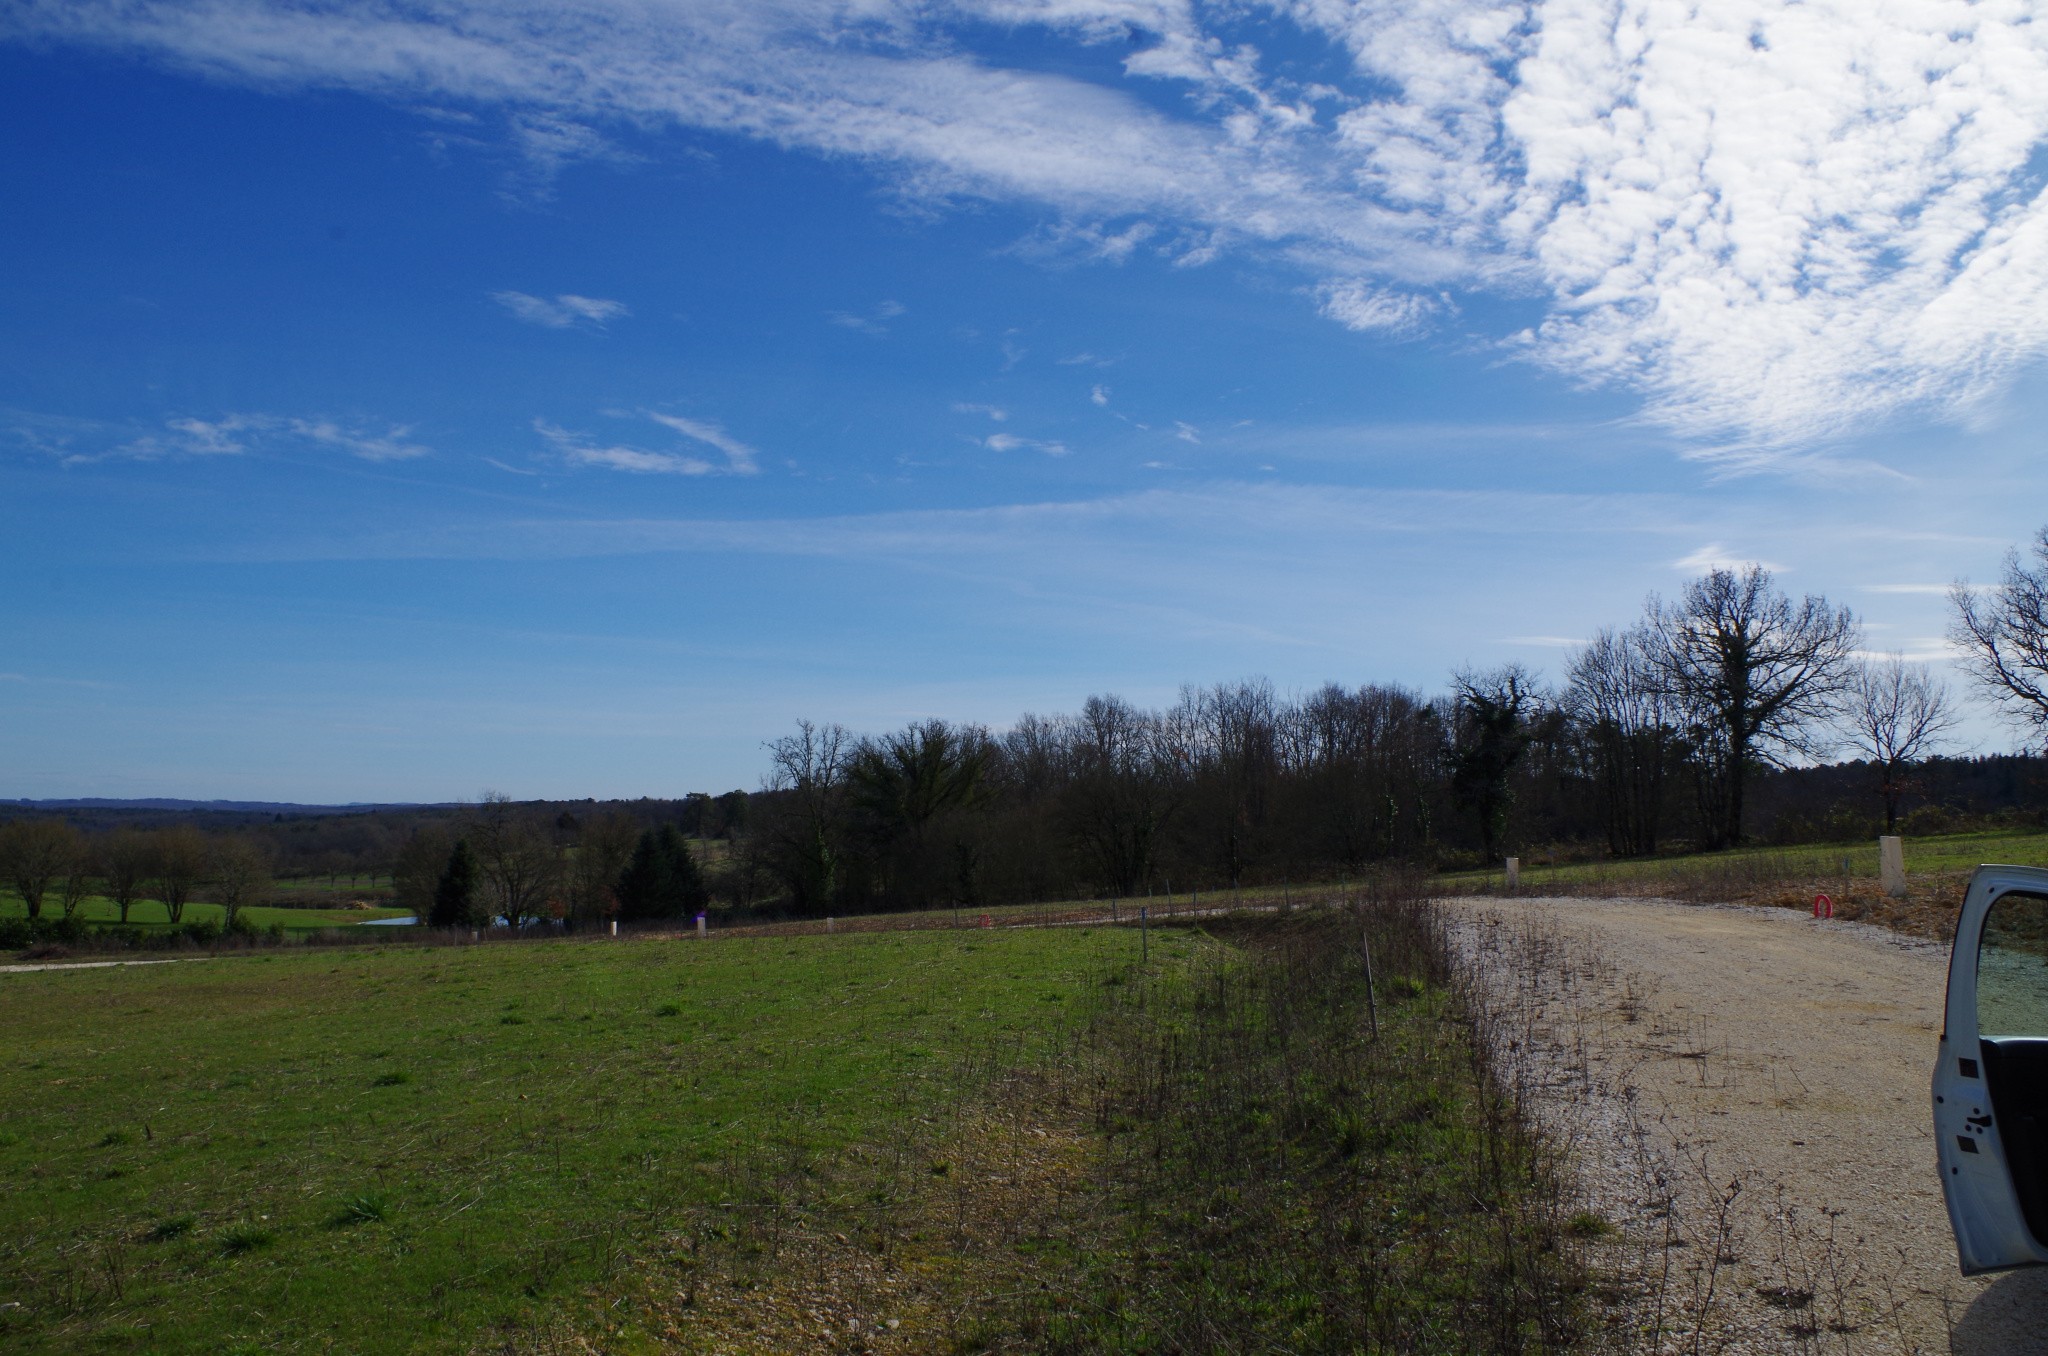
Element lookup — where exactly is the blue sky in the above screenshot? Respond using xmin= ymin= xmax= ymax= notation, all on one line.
xmin=5 ymin=2 xmax=2048 ymax=801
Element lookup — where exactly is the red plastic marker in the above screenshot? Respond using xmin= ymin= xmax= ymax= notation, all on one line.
xmin=1812 ymin=893 xmax=1833 ymax=919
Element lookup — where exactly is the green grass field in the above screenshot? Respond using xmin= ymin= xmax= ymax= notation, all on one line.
xmin=0 ymin=927 xmax=1146 ymax=1352
xmin=0 ymin=892 xmax=410 ymax=932
xmin=1434 ymin=826 xmax=2048 ymax=896
xmin=267 ymin=875 xmax=394 ymax=902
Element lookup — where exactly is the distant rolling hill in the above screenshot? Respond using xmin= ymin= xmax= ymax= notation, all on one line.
xmin=9 ymin=798 xmax=434 ymax=815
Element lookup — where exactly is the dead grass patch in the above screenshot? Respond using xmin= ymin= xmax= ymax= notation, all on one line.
xmin=641 ymin=1065 xmax=1099 ymax=1354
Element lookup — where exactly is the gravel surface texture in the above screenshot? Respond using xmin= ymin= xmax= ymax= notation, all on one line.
xmin=1455 ymin=895 xmax=2048 ymax=1355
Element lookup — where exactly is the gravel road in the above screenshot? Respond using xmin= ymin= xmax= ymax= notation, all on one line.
xmin=1458 ymin=896 xmax=2048 ymax=1354
xmin=0 ymin=957 xmax=201 ymax=974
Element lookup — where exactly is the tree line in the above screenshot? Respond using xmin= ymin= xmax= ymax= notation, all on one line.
xmin=389 ymin=796 xmax=710 ymax=929
xmin=0 ymin=822 xmax=273 ymax=928
xmin=723 ymin=560 xmax=1992 ymax=915
xmin=0 ymin=796 xmax=720 ymax=934
xmin=19 ymin=528 xmax=2048 ymax=927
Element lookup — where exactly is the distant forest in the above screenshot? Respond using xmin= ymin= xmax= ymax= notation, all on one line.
xmin=4 ymin=711 xmax=2043 ymax=924
xmin=11 ymin=560 xmax=2048 ymax=925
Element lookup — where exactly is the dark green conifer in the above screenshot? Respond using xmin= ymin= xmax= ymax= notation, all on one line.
xmin=658 ymin=824 xmax=710 ymax=917
xmin=429 ymin=839 xmax=481 ymax=927
xmin=614 ymin=826 xmax=709 ymax=920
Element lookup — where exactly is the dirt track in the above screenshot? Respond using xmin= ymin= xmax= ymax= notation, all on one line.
xmin=1459 ymin=896 xmax=2048 ymax=1353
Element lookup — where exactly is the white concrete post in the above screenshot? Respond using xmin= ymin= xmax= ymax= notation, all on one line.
xmin=695 ymin=912 xmax=707 ymax=938
xmin=1880 ymin=835 xmax=1907 ymax=898
xmin=826 ymin=916 xmax=835 ymax=933
xmin=1505 ymin=857 xmax=1521 ymax=891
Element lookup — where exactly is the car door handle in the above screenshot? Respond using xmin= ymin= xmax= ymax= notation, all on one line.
xmin=1965 ymin=1112 xmax=1993 ymax=1130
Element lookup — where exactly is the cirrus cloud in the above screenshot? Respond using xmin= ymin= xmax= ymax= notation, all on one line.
xmin=538 ymin=411 xmax=761 ymax=476
xmin=491 ymin=290 xmax=630 ymax=328
xmin=11 ymin=0 xmax=2048 ymax=458
xmin=7 ymin=410 xmax=431 ymax=463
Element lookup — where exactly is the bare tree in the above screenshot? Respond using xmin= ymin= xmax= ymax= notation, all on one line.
xmin=1178 ymin=679 xmax=1280 ymax=888
xmin=1842 ymin=654 xmax=1961 ymax=832
xmin=468 ymin=793 xmax=561 ymax=926
xmin=149 ymin=826 xmax=209 ymax=925
xmin=757 ymin=720 xmax=851 ymax=911
xmin=1950 ymin=528 xmax=2048 ymax=745
xmin=1278 ymin=683 xmax=1438 ymax=868
xmin=101 ymin=829 xmax=152 ymax=925
xmin=391 ymin=824 xmax=455 ymax=919
xmin=566 ymin=811 xmax=639 ymax=927
xmin=55 ymin=848 xmax=93 ymax=920
xmin=0 ymin=818 xmax=81 ymax=921
xmin=1566 ymin=627 xmax=1678 ymax=857
xmin=1447 ymin=664 xmax=1542 ymax=863
xmin=1645 ymin=566 xmax=1860 ymax=848
xmin=993 ymin=712 xmax=1078 ymax=903
xmin=208 ymin=837 xmax=274 ymax=930
xmin=847 ymin=719 xmax=992 ymax=907
xmin=1059 ymin=694 xmax=1186 ymax=897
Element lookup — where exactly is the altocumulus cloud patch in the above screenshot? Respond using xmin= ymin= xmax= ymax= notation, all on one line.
xmin=10 ymin=0 xmax=2048 ymax=455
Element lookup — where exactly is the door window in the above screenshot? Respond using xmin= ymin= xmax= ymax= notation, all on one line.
xmin=1980 ymin=891 xmax=2048 ymax=1038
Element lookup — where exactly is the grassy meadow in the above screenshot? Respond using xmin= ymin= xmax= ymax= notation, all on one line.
xmin=0 ymin=877 xmax=409 ymax=933
xmin=0 ymin=901 xmax=1578 ymax=1353
xmin=1051 ymin=908 xmax=1574 ymax=1352
xmin=1437 ymin=826 xmax=2048 ymax=893
xmin=0 ymin=895 xmax=411 ymax=933
xmin=1429 ymin=826 xmax=2048 ymax=941
xmin=0 ymin=927 xmax=1150 ymax=1352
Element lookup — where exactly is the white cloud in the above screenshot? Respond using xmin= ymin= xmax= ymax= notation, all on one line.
xmin=163 ymin=415 xmax=254 ymax=456
xmin=828 ymin=299 xmax=905 ymax=335
xmin=1173 ymin=421 xmax=1199 ymax=444
xmin=1861 ymin=583 xmax=1954 ymax=597
xmin=952 ymin=402 xmax=1008 ymax=421
xmin=1672 ymin=543 xmax=1784 ymax=575
xmin=1852 ymin=641 xmax=1957 ymax=664
xmin=644 ymin=412 xmax=760 ymax=474
xmin=254 ymin=482 xmax=1778 ymax=587
xmin=506 ymin=115 xmax=637 ymax=196
xmin=286 ymin=418 xmax=430 ymax=461
xmin=492 ymin=290 xmax=629 ymax=328
xmin=539 ymin=411 xmax=760 ymax=476
xmin=1090 ymin=384 xmax=1110 ymax=407
xmin=983 ymin=432 xmax=1070 ymax=456
xmin=1865 ymin=582 xmax=1994 ymax=598
xmin=537 ymin=420 xmax=714 ymax=476
xmin=18 ymin=1 xmax=2048 ymax=456
xmin=1315 ymin=281 xmax=1438 ymax=336
xmin=1013 ymin=218 xmax=1158 ymax=264
xmin=23 ymin=411 xmax=431 ymax=463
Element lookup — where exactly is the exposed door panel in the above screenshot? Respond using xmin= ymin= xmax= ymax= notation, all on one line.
xmin=1933 ymin=867 xmax=2048 ymax=1275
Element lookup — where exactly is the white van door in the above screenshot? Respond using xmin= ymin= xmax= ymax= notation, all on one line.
xmin=1933 ymin=865 xmax=2048 ymax=1274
